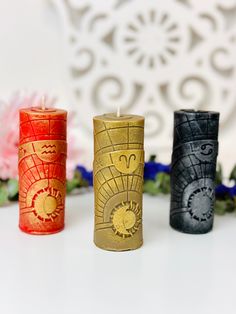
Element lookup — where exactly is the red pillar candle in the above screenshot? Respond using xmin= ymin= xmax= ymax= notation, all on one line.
xmin=18 ymin=107 xmax=67 ymax=235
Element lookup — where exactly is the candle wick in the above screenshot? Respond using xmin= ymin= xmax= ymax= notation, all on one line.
xmin=41 ymin=96 xmax=46 ymax=110
xmin=117 ymin=106 xmax=120 ymax=117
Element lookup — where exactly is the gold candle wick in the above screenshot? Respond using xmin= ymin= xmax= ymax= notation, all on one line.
xmin=41 ymin=96 xmax=46 ymax=111
xmin=117 ymin=106 xmax=120 ymax=117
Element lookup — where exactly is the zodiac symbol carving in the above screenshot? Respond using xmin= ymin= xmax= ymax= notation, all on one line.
xmin=119 ymin=154 xmax=136 ymax=169
xmin=200 ymin=143 xmax=213 ymax=156
xmin=110 ymin=150 xmax=143 ymax=174
xmin=42 ymin=150 xmax=56 ymax=154
xmin=42 ymin=144 xmax=56 ymax=148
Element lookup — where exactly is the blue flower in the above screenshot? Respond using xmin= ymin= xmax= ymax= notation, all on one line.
xmin=215 ymin=184 xmax=230 ymax=197
xmin=144 ymin=162 xmax=171 ymax=181
xmin=76 ymin=165 xmax=93 ymax=186
xmin=229 ymin=185 xmax=236 ymax=198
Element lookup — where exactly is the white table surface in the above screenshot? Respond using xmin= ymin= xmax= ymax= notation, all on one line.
xmin=0 ymin=192 xmax=235 ymax=314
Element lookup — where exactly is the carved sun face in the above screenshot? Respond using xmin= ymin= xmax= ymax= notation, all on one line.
xmin=188 ymin=186 xmax=214 ymax=222
xmin=111 ymin=201 xmax=141 ymax=238
xmin=32 ymin=187 xmax=64 ymax=222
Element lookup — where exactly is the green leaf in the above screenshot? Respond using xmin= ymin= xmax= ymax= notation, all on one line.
xmin=80 ymin=179 xmax=89 ymax=188
xmin=149 ymin=155 xmax=156 ymax=162
xmin=7 ymin=179 xmax=19 ymax=200
xmin=215 ymin=163 xmax=223 ymax=185
xmin=143 ymin=180 xmax=160 ymax=195
xmin=143 ymin=172 xmax=171 ymax=196
xmin=155 ymin=173 xmax=171 ymax=194
xmin=66 ymin=178 xmax=80 ymax=193
xmin=229 ymin=165 xmax=236 ymax=184
xmin=215 ymin=200 xmax=227 ymax=215
xmin=162 ymin=173 xmax=171 ymax=194
xmin=74 ymin=169 xmax=83 ymax=181
xmin=0 ymin=185 xmax=9 ymax=206
xmin=226 ymin=198 xmax=236 ymax=213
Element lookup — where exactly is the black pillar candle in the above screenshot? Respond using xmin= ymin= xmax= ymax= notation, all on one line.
xmin=170 ymin=110 xmax=220 ymax=234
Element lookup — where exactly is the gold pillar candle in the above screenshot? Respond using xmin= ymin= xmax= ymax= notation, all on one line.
xmin=93 ymin=113 xmax=145 ymax=251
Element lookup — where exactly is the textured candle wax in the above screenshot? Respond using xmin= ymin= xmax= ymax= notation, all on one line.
xmin=18 ymin=107 xmax=67 ymax=235
xmin=93 ymin=113 xmax=145 ymax=251
xmin=170 ymin=110 xmax=220 ymax=234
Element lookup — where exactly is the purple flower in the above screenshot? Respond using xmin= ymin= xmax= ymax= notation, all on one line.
xmin=76 ymin=165 xmax=93 ymax=186
xmin=144 ymin=162 xmax=170 ymax=181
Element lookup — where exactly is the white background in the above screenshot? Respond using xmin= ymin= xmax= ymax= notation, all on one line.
xmin=0 ymin=0 xmax=68 ymax=101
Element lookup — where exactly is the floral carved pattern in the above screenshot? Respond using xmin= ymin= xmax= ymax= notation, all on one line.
xmin=54 ymin=0 xmax=236 ymax=155
xmin=122 ymin=10 xmax=182 ymax=68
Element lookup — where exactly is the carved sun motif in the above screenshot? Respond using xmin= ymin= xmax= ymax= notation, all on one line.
xmin=32 ymin=187 xmax=64 ymax=222
xmin=123 ymin=10 xmax=181 ymax=68
xmin=188 ymin=186 xmax=214 ymax=222
xmin=111 ymin=201 xmax=141 ymax=238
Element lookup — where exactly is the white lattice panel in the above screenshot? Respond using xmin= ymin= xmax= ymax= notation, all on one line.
xmin=53 ymin=0 xmax=236 ymax=163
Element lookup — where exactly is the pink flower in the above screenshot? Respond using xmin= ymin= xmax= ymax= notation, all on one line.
xmin=0 ymin=92 xmax=79 ymax=180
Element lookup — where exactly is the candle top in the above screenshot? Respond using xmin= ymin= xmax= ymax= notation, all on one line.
xmin=175 ymin=109 xmax=219 ymax=117
xmin=20 ymin=107 xmax=67 ymax=116
xmin=94 ymin=113 xmax=144 ymax=122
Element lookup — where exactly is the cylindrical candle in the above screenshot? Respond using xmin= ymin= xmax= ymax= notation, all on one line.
xmin=170 ymin=110 xmax=220 ymax=234
xmin=93 ymin=113 xmax=145 ymax=251
xmin=18 ymin=107 xmax=67 ymax=235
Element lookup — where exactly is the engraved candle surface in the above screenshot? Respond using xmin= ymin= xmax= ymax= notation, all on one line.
xmin=18 ymin=107 xmax=67 ymax=235
xmin=170 ymin=110 xmax=220 ymax=234
xmin=93 ymin=113 xmax=145 ymax=251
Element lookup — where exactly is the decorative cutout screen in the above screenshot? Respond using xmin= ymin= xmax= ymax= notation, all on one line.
xmin=54 ymin=0 xmax=236 ymax=164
